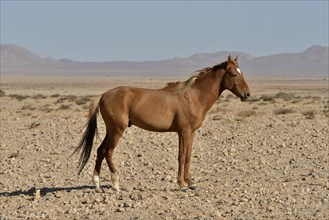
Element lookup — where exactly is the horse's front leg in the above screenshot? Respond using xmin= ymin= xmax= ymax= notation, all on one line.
xmin=177 ymin=131 xmax=190 ymax=191
xmin=184 ymin=132 xmax=198 ymax=190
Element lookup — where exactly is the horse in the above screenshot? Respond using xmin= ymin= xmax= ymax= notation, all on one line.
xmin=72 ymin=55 xmax=250 ymax=192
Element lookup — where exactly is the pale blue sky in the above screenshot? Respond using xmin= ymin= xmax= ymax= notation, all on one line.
xmin=1 ymin=1 xmax=328 ymax=61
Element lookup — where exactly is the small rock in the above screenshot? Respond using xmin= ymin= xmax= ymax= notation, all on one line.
xmin=30 ymin=121 xmax=41 ymax=129
xmin=162 ymin=175 xmax=173 ymax=182
xmin=116 ymin=207 xmax=125 ymax=212
xmin=130 ymin=193 xmax=139 ymax=201
xmin=94 ymin=197 xmax=102 ymax=204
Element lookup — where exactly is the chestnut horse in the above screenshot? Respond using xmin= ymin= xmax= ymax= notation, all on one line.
xmin=72 ymin=55 xmax=250 ymax=192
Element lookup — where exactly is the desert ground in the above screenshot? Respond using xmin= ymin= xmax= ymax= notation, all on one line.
xmin=0 ymin=75 xmax=328 ymax=219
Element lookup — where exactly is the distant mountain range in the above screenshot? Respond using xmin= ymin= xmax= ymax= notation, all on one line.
xmin=1 ymin=44 xmax=328 ymax=77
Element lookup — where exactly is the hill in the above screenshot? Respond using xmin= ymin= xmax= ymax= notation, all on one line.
xmin=1 ymin=44 xmax=328 ymax=77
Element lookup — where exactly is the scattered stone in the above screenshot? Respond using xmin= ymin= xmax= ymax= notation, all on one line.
xmin=1 ymin=82 xmax=328 ymax=220
xmin=116 ymin=208 xmax=125 ymax=212
xmin=29 ymin=121 xmax=41 ymax=129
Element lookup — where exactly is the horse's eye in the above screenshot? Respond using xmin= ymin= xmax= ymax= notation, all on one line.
xmin=230 ymin=71 xmax=237 ymax=77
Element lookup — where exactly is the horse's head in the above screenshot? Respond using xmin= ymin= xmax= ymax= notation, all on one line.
xmin=222 ymin=55 xmax=250 ymax=101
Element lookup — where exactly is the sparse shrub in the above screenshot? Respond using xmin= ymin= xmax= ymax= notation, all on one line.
xmin=311 ymin=96 xmax=321 ymax=101
xmin=58 ymin=104 xmax=71 ymax=110
xmin=22 ymin=105 xmax=36 ymax=111
xmin=55 ymin=97 xmax=65 ymax=104
xmin=303 ymin=95 xmax=321 ymax=101
xmin=0 ymin=89 xmax=5 ymax=96
xmin=274 ymin=108 xmax=295 ymax=115
xmin=50 ymin=94 xmax=61 ymax=98
xmin=65 ymin=95 xmax=77 ymax=102
xmin=225 ymin=94 xmax=235 ymax=102
xmin=260 ymin=94 xmax=275 ymax=102
xmin=324 ymin=109 xmax=329 ymax=118
xmin=56 ymin=95 xmax=77 ymax=104
xmin=303 ymin=95 xmax=313 ymax=99
xmin=32 ymin=94 xmax=47 ymax=99
xmin=275 ymin=92 xmax=296 ymax=101
xmin=302 ymin=110 xmax=316 ymax=119
xmin=291 ymin=99 xmax=302 ymax=104
xmin=323 ymin=104 xmax=329 ymax=118
xmin=237 ymin=109 xmax=257 ymax=118
xmin=210 ymin=106 xmax=220 ymax=114
xmin=41 ymin=104 xmax=53 ymax=113
xmin=9 ymin=94 xmax=29 ymax=101
xmin=303 ymin=96 xmax=323 ymax=105
xmin=75 ymin=96 xmax=91 ymax=105
xmin=246 ymin=96 xmax=261 ymax=103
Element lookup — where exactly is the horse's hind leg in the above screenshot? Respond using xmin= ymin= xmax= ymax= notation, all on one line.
xmin=105 ymin=130 xmax=125 ymax=191
xmin=93 ymin=134 xmax=109 ymax=193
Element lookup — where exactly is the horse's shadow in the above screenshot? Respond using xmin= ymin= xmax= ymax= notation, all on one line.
xmin=0 ymin=185 xmax=112 ymax=197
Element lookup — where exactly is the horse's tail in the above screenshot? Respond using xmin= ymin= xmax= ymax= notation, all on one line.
xmin=71 ymin=95 xmax=102 ymax=175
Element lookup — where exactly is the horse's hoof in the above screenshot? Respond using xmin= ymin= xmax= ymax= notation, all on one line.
xmin=95 ymin=187 xmax=103 ymax=193
xmin=180 ymin=186 xmax=189 ymax=192
xmin=189 ymin=184 xmax=198 ymax=190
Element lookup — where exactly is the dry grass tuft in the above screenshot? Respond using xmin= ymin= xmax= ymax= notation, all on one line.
xmin=0 ymin=89 xmax=5 ymax=96
xmin=58 ymin=104 xmax=71 ymax=110
xmin=302 ymin=110 xmax=316 ymax=119
xmin=224 ymin=94 xmax=235 ymax=102
xmin=21 ymin=105 xmax=36 ymax=111
xmin=246 ymin=96 xmax=261 ymax=103
xmin=324 ymin=104 xmax=329 ymax=117
xmin=41 ymin=104 xmax=54 ymax=113
xmin=311 ymin=96 xmax=321 ymax=101
xmin=56 ymin=95 xmax=77 ymax=104
xmin=274 ymin=108 xmax=295 ymax=115
xmin=75 ymin=96 xmax=92 ymax=106
xmin=31 ymin=94 xmax=47 ymax=99
xmin=50 ymin=94 xmax=61 ymax=98
xmin=304 ymin=95 xmax=322 ymax=101
xmin=9 ymin=94 xmax=30 ymax=101
xmin=237 ymin=109 xmax=257 ymax=118
xmin=65 ymin=95 xmax=77 ymax=101
xmin=274 ymin=92 xmax=296 ymax=101
xmin=260 ymin=94 xmax=275 ymax=102
xmin=324 ymin=109 xmax=329 ymax=118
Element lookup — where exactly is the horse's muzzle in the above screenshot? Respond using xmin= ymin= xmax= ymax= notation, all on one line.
xmin=240 ymin=92 xmax=250 ymax=101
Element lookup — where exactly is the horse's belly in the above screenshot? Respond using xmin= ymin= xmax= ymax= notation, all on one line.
xmin=130 ymin=102 xmax=176 ymax=132
xmin=130 ymin=112 xmax=175 ymax=132
xmin=128 ymin=91 xmax=178 ymax=132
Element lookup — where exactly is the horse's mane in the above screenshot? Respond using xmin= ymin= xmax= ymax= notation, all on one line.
xmin=163 ymin=61 xmax=228 ymax=94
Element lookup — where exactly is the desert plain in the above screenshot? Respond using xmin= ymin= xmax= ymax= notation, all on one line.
xmin=0 ymin=75 xmax=328 ymax=219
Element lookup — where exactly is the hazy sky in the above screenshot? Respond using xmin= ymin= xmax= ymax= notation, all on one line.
xmin=1 ymin=1 xmax=328 ymax=61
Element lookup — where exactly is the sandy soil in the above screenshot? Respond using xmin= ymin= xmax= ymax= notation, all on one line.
xmin=0 ymin=76 xmax=328 ymax=219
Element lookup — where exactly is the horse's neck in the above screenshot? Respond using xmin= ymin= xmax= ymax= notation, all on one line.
xmin=191 ymin=69 xmax=225 ymax=114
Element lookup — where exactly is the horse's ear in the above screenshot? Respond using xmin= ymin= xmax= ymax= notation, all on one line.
xmin=234 ymin=56 xmax=238 ymax=63
xmin=227 ymin=55 xmax=232 ymax=63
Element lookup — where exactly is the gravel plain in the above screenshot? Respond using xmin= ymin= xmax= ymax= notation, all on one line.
xmin=0 ymin=76 xmax=328 ymax=219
